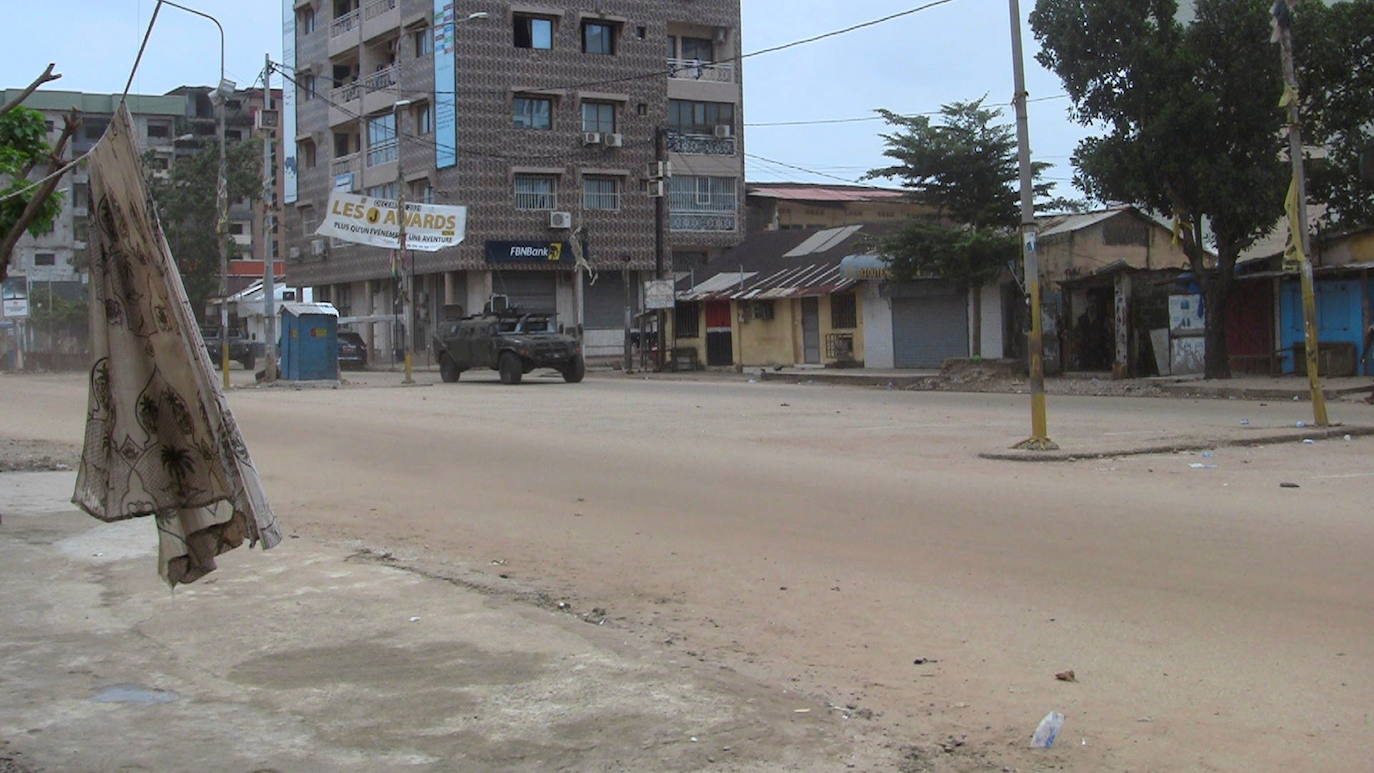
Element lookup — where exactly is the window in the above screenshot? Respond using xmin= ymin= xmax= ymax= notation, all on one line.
xmin=635 ymin=25 xmax=646 ymax=39
xmin=83 ymin=119 xmax=108 ymax=140
xmin=146 ymin=123 xmax=169 ymax=139
xmin=513 ymin=14 xmax=553 ymax=49
xmin=680 ymin=36 xmax=714 ymax=62
xmin=226 ymin=129 xmax=243 ymax=142
xmin=71 ymin=182 xmax=89 ymax=209
xmin=299 ymin=140 xmax=317 ymax=169
xmin=73 ymin=217 xmax=89 ymax=243
xmin=669 ymin=176 xmax=737 ymax=232
xmin=228 ymin=222 xmax=245 ymax=235
xmin=366 ymin=113 xmax=396 ymax=166
xmin=513 ymin=96 xmax=553 ymax=130
xmin=34 ymin=253 xmax=56 ymax=266
xmin=410 ymin=180 xmax=434 ymax=203
xmin=582 ymin=21 xmax=616 ymax=55
xmin=513 ymin=174 xmax=556 ymax=210
xmin=299 ymin=7 xmax=316 ymax=34
xmin=414 ymin=102 xmax=432 ymax=135
xmin=583 ymin=176 xmax=619 ymax=210
xmin=581 ymin=101 xmax=615 ymax=133
xmin=44 ymin=120 xmax=54 ymax=132
xmin=831 ymin=293 xmax=857 ymax=329
xmin=413 ymin=26 xmax=433 ymax=57
xmin=365 ymin=182 xmax=398 ymax=200
xmin=333 ymin=131 xmax=354 ymax=156
xmin=302 ymin=74 xmax=317 ymax=101
xmin=668 ymin=99 xmax=734 ymax=134
xmin=675 ymin=302 xmax=700 ymax=338
xmin=226 ymin=100 xmax=242 ymax=111
xmin=146 ymin=156 xmax=169 ymax=171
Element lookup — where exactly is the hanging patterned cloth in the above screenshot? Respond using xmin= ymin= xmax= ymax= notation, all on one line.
xmin=72 ymin=105 xmax=280 ymax=587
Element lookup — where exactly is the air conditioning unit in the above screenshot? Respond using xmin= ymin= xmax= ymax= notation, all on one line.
xmin=310 ymin=238 xmax=325 ymax=256
xmin=646 ymin=179 xmax=666 ymax=198
xmin=582 ymin=132 xmax=603 ymax=146
xmin=647 ymin=161 xmax=671 ymax=179
xmin=713 ymin=124 xmax=733 ymax=139
xmin=603 ymin=133 xmax=623 ymax=148
xmin=549 ymin=210 xmax=573 ymax=229
xmin=255 ymin=109 xmax=279 ymax=130
xmin=751 ymin=300 xmax=774 ymax=320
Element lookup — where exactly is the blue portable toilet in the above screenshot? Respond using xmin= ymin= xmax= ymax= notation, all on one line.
xmin=279 ymin=303 xmax=339 ymax=380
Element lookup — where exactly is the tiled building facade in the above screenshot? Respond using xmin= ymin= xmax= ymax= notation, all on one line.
xmin=282 ymin=0 xmax=745 ymax=360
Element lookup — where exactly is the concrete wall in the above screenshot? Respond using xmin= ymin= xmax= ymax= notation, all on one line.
xmin=967 ymin=283 xmax=1004 ymax=359
xmin=862 ymin=281 xmax=894 ymax=368
xmin=736 ymin=298 xmax=795 ymax=367
xmin=1039 ymin=213 xmax=1191 ymax=284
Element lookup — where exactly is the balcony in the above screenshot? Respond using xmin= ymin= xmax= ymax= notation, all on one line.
xmin=328 ymin=8 xmax=360 ymax=57
xmin=331 ymin=152 xmax=361 ymax=189
xmin=366 ymin=139 xmax=398 ymax=167
xmin=364 ymin=0 xmax=396 ymax=21
xmin=667 ymin=58 xmax=735 ymax=84
xmin=361 ymin=0 xmax=400 ymax=42
xmin=669 ymin=191 xmax=738 ymax=233
xmin=667 ymin=131 xmax=736 ymax=156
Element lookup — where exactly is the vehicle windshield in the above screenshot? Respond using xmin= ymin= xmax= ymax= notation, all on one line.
xmin=497 ymin=315 xmax=554 ymax=334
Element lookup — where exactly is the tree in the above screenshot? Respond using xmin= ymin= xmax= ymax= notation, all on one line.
xmin=1295 ymin=0 xmax=1374 ymax=228
xmin=145 ymin=138 xmax=262 ymax=321
xmin=865 ymin=99 xmax=1054 ymax=356
xmin=1031 ymin=0 xmax=1290 ymax=379
xmin=0 ymin=63 xmax=75 ymax=284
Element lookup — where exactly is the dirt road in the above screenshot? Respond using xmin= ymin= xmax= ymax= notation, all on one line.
xmin=4 ymin=370 xmax=1372 ymax=771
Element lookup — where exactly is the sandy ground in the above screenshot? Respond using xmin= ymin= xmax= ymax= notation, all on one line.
xmin=3 ymin=369 xmax=1372 ymax=771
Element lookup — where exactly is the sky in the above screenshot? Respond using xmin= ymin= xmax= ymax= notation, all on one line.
xmin=1 ymin=0 xmax=1092 ymax=199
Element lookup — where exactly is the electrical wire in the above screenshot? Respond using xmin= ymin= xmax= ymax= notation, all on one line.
xmin=281 ymin=0 xmax=961 ymax=101
xmin=745 ymin=94 xmax=1070 ymax=128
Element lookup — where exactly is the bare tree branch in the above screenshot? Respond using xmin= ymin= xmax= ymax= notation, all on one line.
xmin=0 ymin=109 xmax=78 ymax=284
xmin=0 ymin=64 xmax=61 ymax=121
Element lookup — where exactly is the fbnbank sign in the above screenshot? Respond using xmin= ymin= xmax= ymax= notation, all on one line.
xmin=433 ymin=1 xmax=458 ymax=169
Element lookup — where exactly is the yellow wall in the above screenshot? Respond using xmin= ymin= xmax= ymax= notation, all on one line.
xmin=669 ymin=290 xmax=866 ymax=368
xmin=1039 ymin=216 xmax=1191 ymax=284
xmin=1321 ymin=231 xmax=1374 ymax=266
xmin=666 ymin=303 xmax=709 ymax=368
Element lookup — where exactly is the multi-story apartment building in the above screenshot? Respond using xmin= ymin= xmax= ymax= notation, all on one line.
xmin=0 ymin=90 xmax=186 ymax=301
xmin=281 ymin=0 xmax=745 ymax=361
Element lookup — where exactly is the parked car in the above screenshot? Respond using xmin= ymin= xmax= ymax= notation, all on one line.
xmin=432 ymin=311 xmax=584 ymax=385
xmin=337 ymin=331 xmax=368 ymax=369
xmin=199 ymin=326 xmax=255 ymax=370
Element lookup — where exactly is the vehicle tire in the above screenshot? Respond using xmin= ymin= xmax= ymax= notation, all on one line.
xmin=498 ymin=351 xmax=523 ymax=385
xmin=562 ymin=354 xmax=585 ymax=383
xmin=439 ymin=354 xmax=461 ymax=381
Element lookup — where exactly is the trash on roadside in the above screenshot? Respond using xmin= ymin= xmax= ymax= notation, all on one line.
xmin=408 ymin=616 xmax=420 ymax=622
xmin=1201 ymin=451 xmax=1215 ymax=458
xmin=1030 ymin=711 xmax=1065 ymax=749
xmin=1189 ymin=463 xmax=1217 ymax=469
xmin=1296 ymin=420 xmax=1306 ymax=427
xmin=793 ymin=708 xmax=811 ymax=713
xmin=1137 ymin=716 xmax=1153 ymax=723
xmin=747 ymin=379 xmax=758 ymax=384
xmin=1280 ymin=482 xmax=1301 ymax=488
xmin=1344 ymin=435 xmax=1352 ymax=441
xmin=1302 ymin=439 xmax=1316 ymax=444
xmin=1240 ymin=418 xmax=1250 ymax=425
xmin=913 ymin=657 xmax=938 ymax=665
xmin=1055 ymin=670 xmax=1077 ymax=682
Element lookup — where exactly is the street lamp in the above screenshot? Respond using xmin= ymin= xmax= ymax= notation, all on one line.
xmin=159 ymin=0 xmax=234 ymax=389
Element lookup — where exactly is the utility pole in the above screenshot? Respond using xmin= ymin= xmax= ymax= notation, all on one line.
xmin=654 ymin=126 xmax=668 ymax=371
xmin=394 ymin=99 xmax=413 ymax=384
xmin=1274 ymin=1 xmax=1329 ymax=426
xmin=261 ymin=53 xmax=278 ymax=382
xmin=1007 ymin=0 xmax=1056 ymax=451
xmin=622 ymin=258 xmax=633 ymax=373
xmin=215 ymin=79 xmax=231 ymax=390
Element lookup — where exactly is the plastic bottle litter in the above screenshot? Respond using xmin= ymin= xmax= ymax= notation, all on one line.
xmin=1344 ymin=435 xmax=1353 ymax=441
xmin=1240 ymin=418 xmax=1250 ymax=426
xmin=1296 ymin=421 xmax=1306 ymax=428
xmin=1302 ymin=439 xmax=1316 ymax=445
xmin=1030 ymin=711 xmax=1065 ymax=749
xmin=1189 ymin=463 xmax=1217 ymax=469
xmin=1201 ymin=451 xmax=1215 ymax=458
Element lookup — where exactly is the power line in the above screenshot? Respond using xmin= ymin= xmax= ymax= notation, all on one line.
xmin=744 ymin=153 xmax=865 ymax=185
xmin=745 ymin=95 xmax=1070 ymax=128
xmin=276 ymin=0 xmax=961 ymax=102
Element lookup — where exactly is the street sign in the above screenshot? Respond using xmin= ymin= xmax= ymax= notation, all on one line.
xmin=644 ymin=279 xmax=675 ymax=310
xmin=1 ymin=277 xmax=28 ymax=319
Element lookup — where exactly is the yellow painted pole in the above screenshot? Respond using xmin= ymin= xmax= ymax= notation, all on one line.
xmin=1277 ymin=7 xmax=1329 ymax=426
xmin=1009 ymin=0 xmax=1056 ymax=451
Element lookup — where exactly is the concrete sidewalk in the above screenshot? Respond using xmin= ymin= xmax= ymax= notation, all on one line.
xmin=0 ymin=472 xmax=873 ymax=772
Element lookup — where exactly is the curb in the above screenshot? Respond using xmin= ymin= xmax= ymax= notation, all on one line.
xmin=978 ymin=425 xmax=1374 ymax=462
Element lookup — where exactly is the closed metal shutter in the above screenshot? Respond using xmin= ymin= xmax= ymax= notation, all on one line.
xmin=892 ymin=293 xmax=968 ymax=368
xmin=583 ymin=273 xmax=639 ymax=330
xmin=493 ymin=271 xmax=557 ymax=313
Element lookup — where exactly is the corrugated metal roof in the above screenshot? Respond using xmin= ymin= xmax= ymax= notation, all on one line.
xmin=683 ymin=272 xmax=756 ymax=296
xmin=783 ymin=224 xmax=863 ymax=257
xmin=747 ymin=185 xmax=907 ymax=202
xmin=1038 ymin=208 xmax=1125 ymax=238
xmin=679 ymin=263 xmax=856 ymax=301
